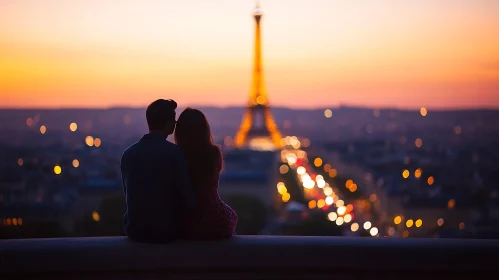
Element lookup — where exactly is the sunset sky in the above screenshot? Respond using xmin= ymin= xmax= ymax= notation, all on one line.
xmin=1 ymin=0 xmax=498 ymax=109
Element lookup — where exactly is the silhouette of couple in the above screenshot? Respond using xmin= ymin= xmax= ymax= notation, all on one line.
xmin=120 ymin=99 xmax=238 ymax=243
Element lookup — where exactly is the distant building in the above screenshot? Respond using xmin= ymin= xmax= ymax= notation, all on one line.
xmin=219 ymin=149 xmax=279 ymax=208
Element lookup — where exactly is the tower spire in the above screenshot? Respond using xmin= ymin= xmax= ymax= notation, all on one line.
xmin=234 ymin=2 xmax=282 ymax=150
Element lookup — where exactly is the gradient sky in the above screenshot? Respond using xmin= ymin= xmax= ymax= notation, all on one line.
xmin=1 ymin=0 xmax=498 ymax=109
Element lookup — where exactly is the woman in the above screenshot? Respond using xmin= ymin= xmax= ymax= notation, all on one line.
xmin=175 ymin=108 xmax=238 ymax=239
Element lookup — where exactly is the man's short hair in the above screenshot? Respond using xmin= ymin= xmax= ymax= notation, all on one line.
xmin=146 ymin=99 xmax=177 ymax=130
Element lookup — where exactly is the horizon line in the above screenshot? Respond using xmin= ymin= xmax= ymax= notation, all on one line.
xmin=1 ymin=104 xmax=498 ymax=112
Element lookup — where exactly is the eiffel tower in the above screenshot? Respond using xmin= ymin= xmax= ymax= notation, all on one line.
xmin=234 ymin=1 xmax=282 ymax=151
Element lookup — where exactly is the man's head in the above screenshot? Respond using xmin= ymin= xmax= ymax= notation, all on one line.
xmin=146 ymin=99 xmax=177 ymax=137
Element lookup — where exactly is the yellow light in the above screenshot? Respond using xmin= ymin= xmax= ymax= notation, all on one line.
xmin=12 ymin=218 xmax=18 ymax=226
xmin=323 ymin=164 xmax=331 ymax=172
xmin=18 ymin=218 xmax=23 ymax=226
xmin=328 ymin=169 xmax=337 ymax=178
xmin=415 ymin=138 xmax=423 ymax=148
xmin=282 ymin=193 xmax=291 ymax=202
xmin=324 ymin=109 xmax=332 ymax=118
xmin=337 ymin=206 xmax=346 ymax=215
xmin=437 ymin=218 xmax=444 ymax=227
xmin=256 ymin=96 xmax=266 ymax=105
xmin=448 ymin=199 xmax=456 ymax=209
xmin=414 ymin=168 xmax=422 ymax=178
xmin=344 ymin=213 xmax=352 ymax=223
xmin=427 ymin=176 xmax=435 ymax=186
xmin=39 ymin=125 xmax=47 ymax=134
xmin=327 ymin=212 xmax=337 ymax=221
xmin=459 ymin=222 xmax=465 ymax=230
xmin=296 ymin=166 xmax=306 ymax=175
xmin=415 ymin=219 xmax=423 ymax=228
xmin=53 ymin=165 xmax=62 ymax=175
xmin=279 ymin=164 xmax=289 ymax=174
xmin=406 ymin=219 xmax=414 ymax=228
xmin=69 ymin=122 xmax=78 ymax=132
xmin=317 ymin=199 xmax=326 ymax=209
xmin=308 ymin=200 xmax=317 ymax=209
xmin=72 ymin=159 xmax=80 ymax=168
xmin=277 ymin=185 xmax=287 ymax=195
xmin=349 ymin=183 xmax=357 ymax=192
xmin=324 ymin=186 xmax=333 ymax=196
xmin=325 ymin=196 xmax=334 ymax=205
xmin=92 ymin=211 xmax=100 ymax=222
xmin=6 ymin=218 xmax=12 ymax=226
xmin=394 ymin=216 xmax=402 ymax=225
xmin=363 ymin=221 xmax=372 ymax=230
xmin=454 ymin=126 xmax=462 ymax=135
xmin=85 ymin=136 xmax=94 ymax=146
xmin=351 ymin=223 xmax=359 ymax=232
xmin=94 ymin=138 xmax=102 ymax=147
xmin=369 ymin=194 xmax=377 ymax=202
xmin=313 ymin=157 xmax=322 ymax=167
xmin=402 ymin=170 xmax=410 ymax=179
xmin=335 ymin=199 xmax=344 ymax=207
xmin=336 ymin=217 xmax=344 ymax=226
xmin=370 ymin=227 xmax=378 ymax=236
xmin=17 ymin=158 xmax=23 ymax=166
xmin=420 ymin=107 xmax=427 ymax=116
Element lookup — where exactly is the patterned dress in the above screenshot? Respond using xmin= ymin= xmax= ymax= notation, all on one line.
xmin=183 ymin=172 xmax=238 ymax=240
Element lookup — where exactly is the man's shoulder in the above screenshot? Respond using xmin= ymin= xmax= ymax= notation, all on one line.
xmin=121 ymin=142 xmax=139 ymax=161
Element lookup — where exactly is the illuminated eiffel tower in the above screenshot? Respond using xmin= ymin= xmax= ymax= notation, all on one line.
xmin=234 ymin=1 xmax=282 ymax=151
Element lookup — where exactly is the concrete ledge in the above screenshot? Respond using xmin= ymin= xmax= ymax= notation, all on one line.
xmin=2 ymin=236 xmax=499 ymax=279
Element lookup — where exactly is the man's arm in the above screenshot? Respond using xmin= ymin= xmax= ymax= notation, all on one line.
xmin=173 ymin=149 xmax=196 ymax=211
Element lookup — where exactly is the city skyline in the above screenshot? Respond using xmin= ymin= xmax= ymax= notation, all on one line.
xmin=1 ymin=0 xmax=498 ymax=109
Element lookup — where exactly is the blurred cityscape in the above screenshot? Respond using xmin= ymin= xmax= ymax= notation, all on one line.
xmin=1 ymin=106 xmax=499 ymax=239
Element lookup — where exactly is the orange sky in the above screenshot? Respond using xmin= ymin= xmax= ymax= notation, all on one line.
xmin=1 ymin=0 xmax=498 ymax=109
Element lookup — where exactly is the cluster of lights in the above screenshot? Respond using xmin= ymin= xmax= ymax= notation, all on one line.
xmin=52 ymin=159 xmax=80 ymax=175
xmin=345 ymin=179 xmax=357 ymax=193
xmin=22 ymin=120 xmax=89 ymax=176
xmin=281 ymin=140 xmax=381 ymax=237
xmin=85 ymin=136 xmax=102 ymax=147
xmin=280 ymin=136 xmax=309 ymax=150
xmin=2 ymin=218 xmax=23 ymax=226
xmin=277 ymin=182 xmax=291 ymax=203
xmin=402 ymin=168 xmax=423 ymax=179
xmin=393 ymin=216 xmax=423 ymax=228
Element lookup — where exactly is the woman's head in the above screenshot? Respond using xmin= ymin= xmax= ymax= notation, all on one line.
xmin=175 ymin=108 xmax=213 ymax=149
xmin=174 ymin=108 xmax=222 ymax=176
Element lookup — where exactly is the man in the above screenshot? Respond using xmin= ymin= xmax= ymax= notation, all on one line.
xmin=120 ymin=99 xmax=195 ymax=243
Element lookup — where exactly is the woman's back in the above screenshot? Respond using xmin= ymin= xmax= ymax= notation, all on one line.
xmin=174 ymin=108 xmax=238 ymax=240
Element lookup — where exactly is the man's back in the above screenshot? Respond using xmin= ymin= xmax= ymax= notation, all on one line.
xmin=120 ymin=133 xmax=193 ymax=243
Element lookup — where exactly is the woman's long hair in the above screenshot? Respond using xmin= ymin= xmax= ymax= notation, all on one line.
xmin=174 ymin=108 xmax=222 ymax=183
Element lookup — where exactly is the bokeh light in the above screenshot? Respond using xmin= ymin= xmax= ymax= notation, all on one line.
xmin=53 ymin=165 xmax=62 ymax=175
xmin=85 ymin=136 xmax=94 ymax=146
xmin=39 ymin=125 xmax=47 ymax=134
xmin=69 ymin=122 xmax=78 ymax=132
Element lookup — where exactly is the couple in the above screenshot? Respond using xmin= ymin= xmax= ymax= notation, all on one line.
xmin=120 ymin=99 xmax=238 ymax=243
